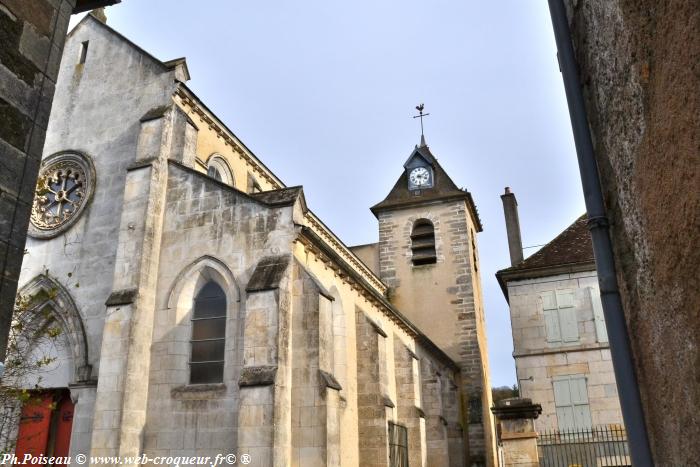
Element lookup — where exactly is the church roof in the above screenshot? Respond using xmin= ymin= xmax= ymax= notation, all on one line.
xmin=370 ymin=142 xmax=483 ymax=231
xmin=496 ymin=215 xmax=596 ymax=299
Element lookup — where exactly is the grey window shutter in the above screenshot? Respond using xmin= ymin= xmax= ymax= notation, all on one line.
xmin=553 ymin=378 xmax=574 ymax=430
xmin=588 ymin=287 xmax=609 ymax=343
xmin=554 ymin=375 xmax=592 ymax=430
xmin=557 ymin=290 xmax=579 ymax=343
xmin=542 ymin=291 xmax=561 ymax=342
xmin=570 ymin=376 xmax=593 ymax=428
xmin=542 ymin=291 xmax=557 ymax=311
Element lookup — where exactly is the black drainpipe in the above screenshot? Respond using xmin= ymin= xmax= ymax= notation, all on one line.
xmin=547 ymin=1 xmax=654 ymax=465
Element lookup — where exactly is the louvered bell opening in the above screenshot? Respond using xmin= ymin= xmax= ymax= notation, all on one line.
xmin=411 ymin=220 xmax=436 ymax=265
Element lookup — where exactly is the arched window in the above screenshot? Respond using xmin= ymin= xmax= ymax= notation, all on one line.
xmin=206 ymin=155 xmax=234 ymax=186
xmin=411 ymin=219 xmax=436 ymax=265
xmin=190 ymin=281 xmax=227 ymax=384
xmin=207 ymin=165 xmax=223 ymax=181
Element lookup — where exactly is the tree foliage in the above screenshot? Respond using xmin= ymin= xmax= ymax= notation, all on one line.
xmin=492 ymin=384 xmax=519 ymax=403
xmin=0 ymin=280 xmax=64 ymax=453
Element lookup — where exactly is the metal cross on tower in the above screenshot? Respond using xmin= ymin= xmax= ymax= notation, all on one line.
xmin=412 ymin=103 xmax=430 ymax=146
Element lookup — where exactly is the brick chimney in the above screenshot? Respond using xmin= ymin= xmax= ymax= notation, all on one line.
xmin=501 ymin=187 xmax=524 ymax=266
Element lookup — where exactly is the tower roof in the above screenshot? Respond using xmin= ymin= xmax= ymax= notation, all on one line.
xmin=371 ymin=142 xmax=483 ymax=231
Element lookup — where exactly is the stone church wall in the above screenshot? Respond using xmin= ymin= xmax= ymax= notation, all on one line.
xmin=293 ymin=238 xmax=464 ymax=466
xmin=141 ymin=164 xmax=297 ymax=461
xmin=377 ymin=200 xmax=495 ymax=466
xmin=16 ymin=17 xmax=180 ymax=459
xmin=12 ymin=15 xmax=470 ymax=465
xmin=20 ymin=15 xmax=178 ymax=376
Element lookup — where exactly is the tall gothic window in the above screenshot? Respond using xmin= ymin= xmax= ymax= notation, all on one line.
xmin=411 ymin=219 xmax=436 ymax=265
xmin=190 ymin=282 xmax=227 ymax=384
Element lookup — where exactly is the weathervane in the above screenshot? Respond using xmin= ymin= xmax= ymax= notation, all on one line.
xmin=412 ymin=103 xmax=430 ymax=146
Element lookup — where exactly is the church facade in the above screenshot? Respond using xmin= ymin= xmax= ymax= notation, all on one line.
xmin=10 ymin=14 xmax=494 ymax=467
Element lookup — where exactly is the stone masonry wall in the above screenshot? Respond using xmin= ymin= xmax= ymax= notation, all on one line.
xmin=355 ymin=308 xmax=389 ymax=467
xmin=141 ymin=163 xmax=297 ymax=464
xmin=393 ymin=339 xmax=423 ymax=467
xmin=289 ymin=264 xmax=331 ymax=467
xmin=377 ymin=201 xmax=495 ymax=466
xmin=0 ymin=0 xmax=75 ymax=358
xmin=507 ymin=271 xmax=622 ymax=431
xmin=563 ymin=2 xmax=699 ymax=464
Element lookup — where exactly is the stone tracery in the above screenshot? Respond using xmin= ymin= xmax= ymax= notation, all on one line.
xmin=29 ymin=152 xmax=95 ymax=238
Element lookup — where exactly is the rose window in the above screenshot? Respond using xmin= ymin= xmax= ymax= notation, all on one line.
xmin=29 ymin=152 xmax=95 ymax=239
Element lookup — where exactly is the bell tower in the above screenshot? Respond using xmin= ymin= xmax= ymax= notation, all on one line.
xmin=371 ymin=136 xmax=495 ymax=467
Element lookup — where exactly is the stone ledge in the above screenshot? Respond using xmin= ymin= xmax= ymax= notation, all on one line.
xmin=126 ymin=157 xmax=158 ymax=171
xmin=105 ymin=288 xmax=137 ymax=306
xmin=501 ymin=431 xmax=538 ymax=440
xmin=318 ymin=369 xmax=342 ymax=391
xmin=239 ymin=365 xmax=277 ymax=387
xmin=171 ymin=383 xmax=227 ymax=400
xmin=366 ymin=315 xmax=387 ymax=338
xmin=246 ymin=256 xmax=290 ymax=293
xmin=491 ymin=398 xmax=542 ymax=420
xmin=383 ymin=394 xmax=395 ymax=408
xmin=140 ymin=104 xmax=170 ymax=122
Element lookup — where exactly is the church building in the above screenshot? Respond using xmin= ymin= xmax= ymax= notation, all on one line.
xmin=10 ymin=13 xmax=495 ymax=467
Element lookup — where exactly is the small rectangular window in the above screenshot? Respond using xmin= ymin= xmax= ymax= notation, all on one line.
xmin=388 ymin=422 xmax=409 ymax=467
xmin=79 ymin=41 xmax=89 ymax=64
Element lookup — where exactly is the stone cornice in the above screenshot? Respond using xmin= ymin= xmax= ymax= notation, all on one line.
xmin=496 ymin=261 xmax=597 ymax=302
xmin=174 ymin=84 xmax=386 ymax=301
xmin=173 ymin=85 xmax=285 ymax=190
xmin=295 ymin=226 xmax=459 ymax=372
xmin=513 ymin=343 xmax=610 ymax=358
xmin=304 ymin=211 xmax=387 ymax=295
xmin=371 ymin=190 xmax=483 ymax=233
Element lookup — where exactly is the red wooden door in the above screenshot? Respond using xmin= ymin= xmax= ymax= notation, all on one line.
xmin=52 ymin=393 xmax=74 ymax=465
xmin=15 ymin=393 xmax=53 ymax=464
xmin=14 ymin=390 xmax=74 ymax=466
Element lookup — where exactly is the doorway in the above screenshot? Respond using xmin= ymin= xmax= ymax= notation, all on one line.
xmin=15 ymin=389 xmax=73 ymax=466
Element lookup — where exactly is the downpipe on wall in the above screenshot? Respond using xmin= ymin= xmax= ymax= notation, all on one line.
xmin=546 ymin=1 xmax=654 ymax=465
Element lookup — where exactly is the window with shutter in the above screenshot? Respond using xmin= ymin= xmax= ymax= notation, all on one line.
xmin=542 ymin=291 xmax=561 ymax=342
xmin=553 ymin=375 xmax=592 ymax=430
xmin=190 ymin=281 xmax=227 ymax=384
xmin=588 ymin=287 xmax=608 ymax=343
xmin=541 ymin=289 xmax=579 ymax=344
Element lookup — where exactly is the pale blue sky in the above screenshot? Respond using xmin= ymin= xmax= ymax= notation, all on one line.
xmin=71 ymin=1 xmax=585 ymax=387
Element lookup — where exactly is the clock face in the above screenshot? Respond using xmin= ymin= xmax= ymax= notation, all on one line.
xmin=409 ymin=167 xmax=431 ymax=187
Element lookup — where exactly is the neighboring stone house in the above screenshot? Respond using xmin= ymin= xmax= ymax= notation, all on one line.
xmin=495 ymin=189 xmax=623 ymax=433
xmin=8 ymin=14 xmax=495 ymax=467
